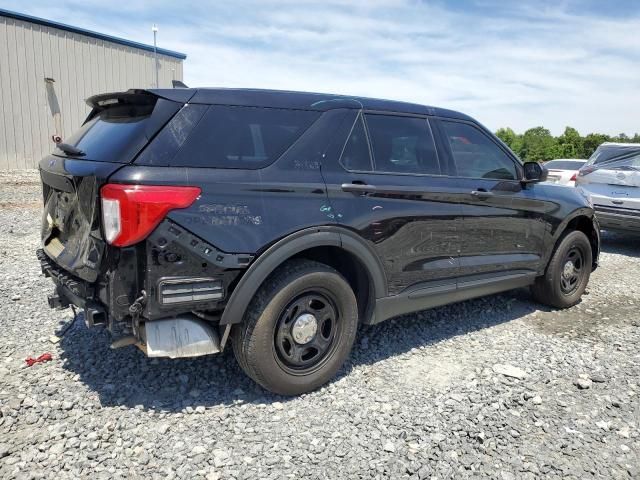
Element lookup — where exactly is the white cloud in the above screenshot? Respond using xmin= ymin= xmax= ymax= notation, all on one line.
xmin=4 ymin=0 xmax=640 ymax=135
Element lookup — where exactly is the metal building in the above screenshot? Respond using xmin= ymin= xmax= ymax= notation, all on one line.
xmin=0 ymin=8 xmax=187 ymax=170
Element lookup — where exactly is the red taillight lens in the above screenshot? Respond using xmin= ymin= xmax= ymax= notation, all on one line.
xmin=100 ymin=184 xmax=201 ymax=247
xmin=570 ymin=172 xmax=577 ymax=182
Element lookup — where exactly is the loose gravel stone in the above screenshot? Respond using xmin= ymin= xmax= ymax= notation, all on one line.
xmin=575 ymin=378 xmax=593 ymax=389
xmin=1 ymin=172 xmax=639 ymax=479
xmin=493 ymin=363 xmax=527 ymax=379
xmin=0 ymin=444 xmax=9 ymax=459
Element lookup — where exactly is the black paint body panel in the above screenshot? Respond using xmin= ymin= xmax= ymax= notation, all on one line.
xmin=37 ymin=88 xmax=599 ymax=329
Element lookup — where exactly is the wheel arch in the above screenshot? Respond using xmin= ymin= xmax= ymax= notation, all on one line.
xmin=219 ymin=226 xmax=387 ymax=326
xmin=547 ymin=209 xmax=600 ymax=272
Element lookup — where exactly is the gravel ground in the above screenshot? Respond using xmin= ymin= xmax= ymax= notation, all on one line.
xmin=0 ymin=171 xmax=639 ymax=479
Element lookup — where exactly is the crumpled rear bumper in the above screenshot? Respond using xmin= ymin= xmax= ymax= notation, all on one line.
xmin=36 ymin=248 xmax=107 ymax=326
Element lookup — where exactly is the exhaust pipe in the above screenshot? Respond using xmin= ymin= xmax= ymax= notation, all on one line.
xmin=140 ymin=314 xmax=221 ymax=359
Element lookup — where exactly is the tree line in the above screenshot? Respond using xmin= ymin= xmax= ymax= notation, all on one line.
xmin=495 ymin=127 xmax=640 ymax=163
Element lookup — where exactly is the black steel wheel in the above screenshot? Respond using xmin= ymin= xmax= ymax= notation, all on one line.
xmin=274 ymin=290 xmax=341 ymax=374
xmin=532 ymin=230 xmax=592 ymax=309
xmin=232 ymin=259 xmax=358 ymax=395
xmin=559 ymin=246 xmax=585 ymax=295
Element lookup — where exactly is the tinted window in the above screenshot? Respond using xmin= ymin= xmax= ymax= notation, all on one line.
xmin=340 ymin=115 xmax=373 ymax=171
xmin=545 ymin=160 xmax=586 ymax=170
xmin=136 ymin=104 xmax=209 ymax=166
xmin=59 ymin=103 xmax=155 ymax=163
xmin=172 ymin=105 xmax=319 ymax=168
xmin=365 ymin=114 xmax=440 ymax=175
xmin=442 ymin=121 xmax=517 ymax=180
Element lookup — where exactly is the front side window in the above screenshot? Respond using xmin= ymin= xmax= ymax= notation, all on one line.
xmin=441 ymin=121 xmax=518 ymax=180
xmin=365 ymin=114 xmax=440 ymax=175
xmin=172 ymin=105 xmax=320 ymax=168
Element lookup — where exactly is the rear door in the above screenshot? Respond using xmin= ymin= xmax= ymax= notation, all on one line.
xmin=433 ymin=119 xmax=551 ymax=280
xmin=322 ymin=111 xmax=463 ymax=295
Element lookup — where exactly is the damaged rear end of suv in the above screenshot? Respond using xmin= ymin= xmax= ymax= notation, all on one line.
xmin=38 ymin=88 xmax=258 ymax=360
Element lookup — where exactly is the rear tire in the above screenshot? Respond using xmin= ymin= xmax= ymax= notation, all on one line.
xmin=531 ymin=230 xmax=592 ymax=308
xmin=232 ymin=259 xmax=358 ymax=395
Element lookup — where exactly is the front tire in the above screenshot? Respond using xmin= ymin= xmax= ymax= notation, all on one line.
xmin=531 ymin=230 xmax=592 ymax=308
xmin=232 ymin=259 xmax=358 ymax=395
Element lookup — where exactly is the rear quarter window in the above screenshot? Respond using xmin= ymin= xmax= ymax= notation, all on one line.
xmin=170 ymin=105 xmax=320 ymax=169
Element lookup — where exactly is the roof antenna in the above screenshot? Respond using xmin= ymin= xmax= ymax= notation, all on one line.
xmin=172 ymin=80 xmax=188 ymax=88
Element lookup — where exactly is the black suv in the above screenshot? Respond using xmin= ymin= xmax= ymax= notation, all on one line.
xmin=38 ymin=88 xmax=600 ymax=395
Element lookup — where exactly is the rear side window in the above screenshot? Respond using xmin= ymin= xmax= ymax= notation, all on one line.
xmin=172 ymin=105 xmax=320 ymax=169
xmin=441 ymin=121 xmax=517 ymax=180
xmin=365 ymin=114 xmax=440 ymax=175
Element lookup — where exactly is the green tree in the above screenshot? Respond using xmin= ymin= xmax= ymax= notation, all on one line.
xmin=519 ymin=127 xmax=560 ymax=162
xmin=493 ymin=127 xmax=639 ymax=160
xmin=613 ymin=133 xmax=630 ymax=142
xmin=582 ymin=133 xmax=611 ymax=158
xmin=557 ymin=126 xmax=584 ymax=158
xmin=495 ymin=127 xmax=523 ymax=156
xmin=496 ymin=127 xmax=517 ymax=148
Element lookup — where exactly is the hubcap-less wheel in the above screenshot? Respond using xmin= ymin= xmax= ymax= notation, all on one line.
xmin=531 ymin=230 xmax=592 ymax=310
xmin=274 ymin=292 xmax=339 ymax=373
xmin=232 ymin=259 xmax=359 ymax=395
xmin=560 ymin=246 xmax=584 ymax=294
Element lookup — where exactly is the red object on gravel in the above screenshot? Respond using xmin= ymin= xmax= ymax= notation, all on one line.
xmin=25 ymin=353 xmax=52 ymax=367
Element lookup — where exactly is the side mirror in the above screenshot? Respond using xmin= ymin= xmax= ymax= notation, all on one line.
xmin=523 ymin=161 xmax=548 ymax=183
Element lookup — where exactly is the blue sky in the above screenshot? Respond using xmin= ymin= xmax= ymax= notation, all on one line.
xmin=3 ymin=0 xmax=640 ymax=136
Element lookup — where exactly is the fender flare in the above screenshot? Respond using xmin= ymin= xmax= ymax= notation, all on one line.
xmin=219 ymin=226 xmax=387 ymax=325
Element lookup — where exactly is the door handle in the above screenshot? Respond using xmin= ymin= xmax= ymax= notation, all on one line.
xmin=341 ymin=183 xmax=377 ymax=194
xmin=470 ymin=190 xmax=494 ymax=198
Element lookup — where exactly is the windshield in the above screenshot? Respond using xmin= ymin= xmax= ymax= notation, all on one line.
xmin=545 ymin=160 xmax=586 ymax=170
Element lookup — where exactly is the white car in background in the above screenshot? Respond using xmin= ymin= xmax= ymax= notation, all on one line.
xmin=576 ymin=143 xmax=640 ymax=234
xmin=543 ymin=159 xmax=587 ymax=186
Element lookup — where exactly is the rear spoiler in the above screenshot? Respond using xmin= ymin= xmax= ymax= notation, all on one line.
xmin=80 ymin=89 xmax=196 ymax=140
xmin=86 ymin=88 xmax=197 ymax=110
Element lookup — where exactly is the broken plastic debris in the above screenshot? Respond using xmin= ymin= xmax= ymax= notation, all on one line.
xmin=25 ymin=353 xmax=52 ymax=367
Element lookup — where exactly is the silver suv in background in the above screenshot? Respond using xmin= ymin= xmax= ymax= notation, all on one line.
xmin=576 ymin=143 xmax=640 ymax=234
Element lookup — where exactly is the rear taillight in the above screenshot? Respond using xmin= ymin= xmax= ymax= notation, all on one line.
xmin=100 ymin=184 xmax=201 ymax=247
xmin=570 ymin=173 xmax=577 ymax=182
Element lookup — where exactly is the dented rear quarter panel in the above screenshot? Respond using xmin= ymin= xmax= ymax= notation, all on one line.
xmin=108 ymin=164 xmax=333 ymax=254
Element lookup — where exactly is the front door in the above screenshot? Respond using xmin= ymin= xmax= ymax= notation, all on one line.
xmin=322 ymin=111 xmax=463 ymax=295
xmin=434 ymin=119 xmax=551 ymax=280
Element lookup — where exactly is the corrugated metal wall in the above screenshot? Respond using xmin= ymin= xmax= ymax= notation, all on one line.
xmin=0 ymin=15 xmax=184 ymax=170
